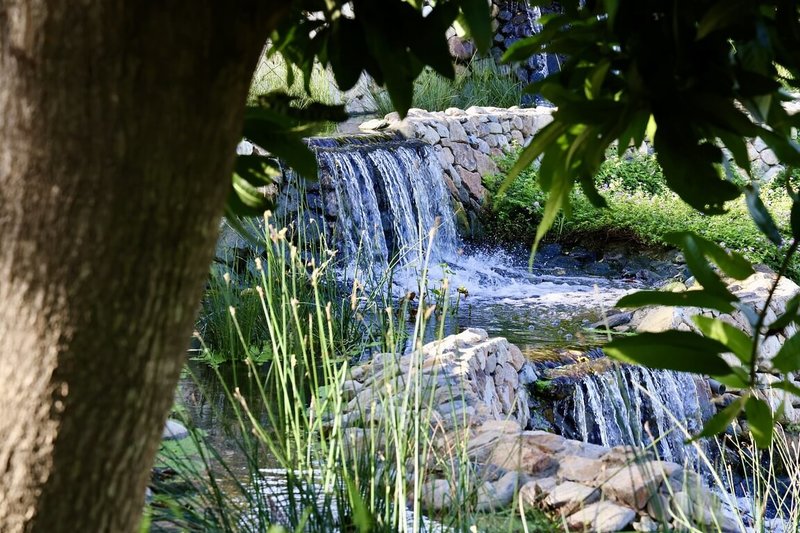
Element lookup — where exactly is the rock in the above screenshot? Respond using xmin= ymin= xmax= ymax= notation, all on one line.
xmin=236 ymin=140 xmax=254 ymax=155
xmin=448 ymin=120 xmax=468 ymax=142
xmin=636 ymin=306 xmax=681 ymax=333
xmin=474 ymin=151 xmax=498 ymax=176
xmin=458 ymin=168 xmax=486 ymax=200
xmin=421 ymin=126 xmax=440 ymax=144
xmin=543 ymin=481 xmax=600 ymax=514
xmin=557 ymin=455 xmax=606 ymax=484
xmin=632 ymin=515 xmax=661 ymax=532
xmin=163 ymin=419 xmax=189 ymax=441
xmin=420 ymin=479 xmax=452 ymax=510
xmin=522 ymin=430 xmax=567 ymax=455
xmin=566 ymin=501 xmax=637 ymax=533
xmin=669 ymin=490 xmax=720 ymax=526
xmin=762 ymin=165 xmax=785 ymax=183
xmin=359 ymin=118 xmax=389 ymax=131
xmin=598 ymin=461 xmax=682 ymax=509
xmin=476 ymin=471 xmax=519 ymax=510
xmin=448 ymin=36 xmax=475 ymax=61
xmin=519 ymin=477 xmax=558 ymax=505
xmin=486 ymin=436 xmax=558 ymax=475
xmin=340 ymin=379 xmax=363 ymax=401
xmin=448 ymin=141 xmax=478 ymax=172
xmin=519 ymin=362 xmax=538 ymax=385
xmin=761 ymin=148 xmax=779 ymax=166
xmin=590 ymin=312 xmax=633 ymax=330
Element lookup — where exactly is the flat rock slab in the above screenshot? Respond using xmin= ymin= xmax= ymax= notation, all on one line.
xmin=162 ymin=419 xmax=189 ymax=441
xmin=486 ymin=437 xmax=558 ymax=476
xmin=567 ymin=501 xmax=637 ymax=533
xmin=598 ymin=460 xmax=682 ymax=509
xmin=558 ymin=455 xmax=606 ymax=484
xmin=519 ymin=477 xmax=558 ymax=506
xmin=544 ymin=481 xmax=599 ymax=514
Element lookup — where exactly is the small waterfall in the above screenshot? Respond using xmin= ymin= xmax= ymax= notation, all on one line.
xmin=310 ymin=137 xmax=459 ymax=283
xmin=558 ymin=364 xmax=712 ymax=466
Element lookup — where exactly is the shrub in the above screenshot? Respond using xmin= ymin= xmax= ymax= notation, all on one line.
xmin=483 ymin=150 xmax=800 ymax=280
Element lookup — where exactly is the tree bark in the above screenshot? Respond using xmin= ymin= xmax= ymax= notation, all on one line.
xmin=0 ymin=2 xmax=287 ymax=531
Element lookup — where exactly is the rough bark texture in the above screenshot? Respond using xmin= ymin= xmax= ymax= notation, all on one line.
xmin=0 ymin=2 xmax=286 ymax=531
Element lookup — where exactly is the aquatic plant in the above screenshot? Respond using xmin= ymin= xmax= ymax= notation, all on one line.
xmin=155 ymin=221 xmax=559 ymax=532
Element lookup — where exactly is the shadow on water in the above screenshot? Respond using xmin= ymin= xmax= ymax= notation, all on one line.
xmin=175 ymin=361 xmax=283 ymax=473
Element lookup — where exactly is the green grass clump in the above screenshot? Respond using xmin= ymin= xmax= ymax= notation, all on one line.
xmin=249 ymin=55 xmax=339 ymax=107
xmin=484 ymin=150 xmax=799 ymax=279
xmin=371 ymin=59 xmax=523 ymax=115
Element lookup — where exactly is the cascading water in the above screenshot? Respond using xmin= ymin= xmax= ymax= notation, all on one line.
xmin=302 ymin=134 xmax=641 ymax=308
xmin=297 ymin=133 xmax=713 ymax=467
xmin=556 ymin=364 xmax=713 ymax=467
xmin=311 ymin=137 xmax=459 ymax=284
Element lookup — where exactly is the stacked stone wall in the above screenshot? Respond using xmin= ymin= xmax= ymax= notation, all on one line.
xmin=361 ymin=106 xmax=555 ymax=235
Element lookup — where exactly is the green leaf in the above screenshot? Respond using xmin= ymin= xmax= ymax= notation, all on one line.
xmin=694 ymin=395 xmax=746 ymax=440
xmin=744 ymin=185 xmax=783 ymax=246
xmin=665 ymin=232 xmax=753 ymax=295
xmin=222 ymin=211 xmax=264 ymax=248
xmin=235 ymin=156 xmax=282 ymax=187
xmin=692 ymin=315 xmax=753 ymax=364
xmin=771 ymin=332 xmax=800 ymax=373
xmin=745 ymin=396 xmax=773 ymax=448
xmin=617 ymin=112 xmax=650 ymax=157
xmin=532 ymin=172 xmax=573 ymax=253
xmin=616 ymin=290 xmax=735 ymax=313
xmin=500 ymin=121 xmax=569 ymax=193
xmin=459 ymin=0 xmax=492 ymax=53
xmin=605 ymin=331 xmax=734 ymax=375
xmin=697 ymin=0 xmax=752 ymax=39
xmin=654 ymin=125 xmax=741 ymax=215
xmin=711 ymin=367 xmax=751 ymax=389
xmin=329 ymin=19 xmax=368 ymax=91
xmin=767 ymin=294 xmax=800 ymax=334
xmin=772 ymin=380 xmax=800 ymax=398
xmin=231 ymin=173 xmax=268 ymax=210
xmin=717 ymin=129 xmax=751 ymax=177
xmin=345 ymin=477 xmax=375 ymax=532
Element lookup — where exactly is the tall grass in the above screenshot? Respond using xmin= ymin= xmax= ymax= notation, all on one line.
xmin=249 ymin=54 xmax=340 ymax=107
xmin=371 ymin=59 xmax=523 ymax=116
xmin=152 ymin=219 xmax=559 ymax=532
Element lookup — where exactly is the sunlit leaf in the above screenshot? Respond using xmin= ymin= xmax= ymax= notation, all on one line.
xmin=771 ymin=332 xmax=800 ymax=372
xmin=693 ymin=315 xmax=753 ymax=364
xmin=745 ymin=396 xmax=773 ymax=448
xmin=767 ymin=294 xmax=800 ymax=334
xmin=694 ymin=395 xmax=746 ymax=440
xmin=605 ymin=331 xmax=734 ymax=374
xmin=616 ymin=290 xmax=735 ymax=313
xmin=744 ymin=185 xmax=783 ymax=246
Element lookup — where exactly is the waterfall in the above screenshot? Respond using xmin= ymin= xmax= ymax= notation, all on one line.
xmin=310 ymin=137 xmax=460 ymax=284
xmin=560 ymin=365 xmax=711 ymax=467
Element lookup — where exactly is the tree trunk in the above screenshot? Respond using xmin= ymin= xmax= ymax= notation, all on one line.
xmin=0 ymin=2 xmax=287 ymax=531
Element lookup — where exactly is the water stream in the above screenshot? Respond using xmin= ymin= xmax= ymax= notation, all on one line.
xmin=175 ymin=134 xmax=720 ymax=528
xmin=301 ymin=134 xmax=711 ymax=466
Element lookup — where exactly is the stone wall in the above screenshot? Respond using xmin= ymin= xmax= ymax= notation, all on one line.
xmin=490 ymin=0 xmax=561 ymax=105
xmin=361 ymin=106 xmax=555 ymax=235
xmin=361 ymin=105 xmax=795 ymax=237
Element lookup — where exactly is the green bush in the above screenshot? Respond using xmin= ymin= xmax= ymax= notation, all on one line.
xmin=594 ymin=152 xmax=666 ymax=195
xmin=484 ymin=150 xmax=799 ymax=280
